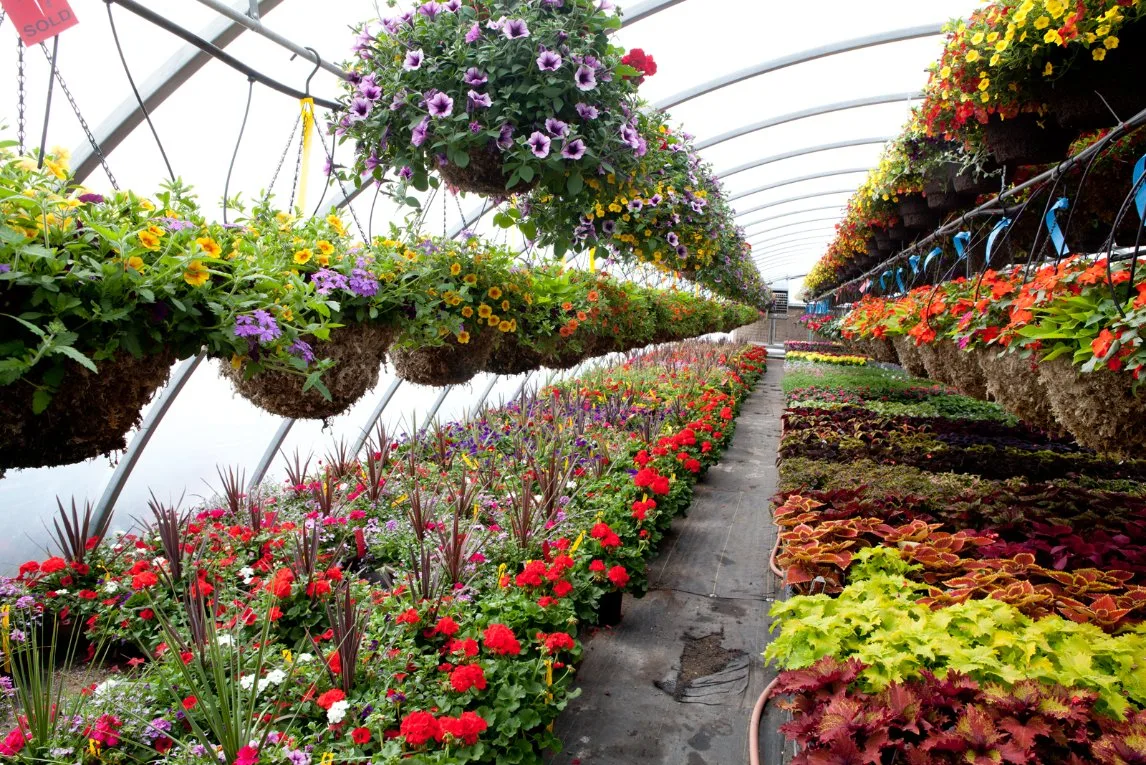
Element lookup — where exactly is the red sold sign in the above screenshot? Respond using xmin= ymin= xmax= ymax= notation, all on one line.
xmin=0 ymin=0 xmax=79 ymax=45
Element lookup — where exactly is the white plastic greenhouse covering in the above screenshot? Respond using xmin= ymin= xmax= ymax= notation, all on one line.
xmin=0 ymin=0 xmax=978 ymax=570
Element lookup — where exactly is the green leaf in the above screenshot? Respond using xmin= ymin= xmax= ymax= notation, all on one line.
xmin=50 ymin=345 xmax=98 ymax=373
xmin=32 ymin=388 xmax=52 ymax=414
xmin=518 ymin=165 xmax=535 ymax=183
xmin=566 ymin=171 xmax=583 ymax=197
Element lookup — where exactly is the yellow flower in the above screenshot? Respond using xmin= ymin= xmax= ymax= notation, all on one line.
xmin=501 ymin=300 xmax=510 ymax=312
xmin=978 ymin=77 xmax=991 ymax=91
xmin=317 ymin=253 xmax=331 ymax=267
xmin=147 ymin=225 xmax=166 ymax=239
xmin=140 ymin=199 xmax=155 ymax=211
xmin=456 ymin=331 xmax=470 ymax=344
xmin=939 ymin=65 xmax=952 ymax=79
xmin=524 ymin=294 xmax=533 ymax=305
xmin=138 ymin=230 xmax=161 ymax=250
xmin=487 ymin=315 xmax=500 ymax=327
xmin=1104 ymin=36 xmax=1119 ymax=50
xmin=326 ymin=214 xmax=347 ymax=235
xmin=1044 ymin=28 xmax=1063 ymax=45
xmin=317 ymin=240 xmax=335 ymax=257
xmin=125 ymin=256 xmax=145 ymax=272
xmin=462 ymin=306 xmax=474 ymax=318
xmin=478 ymin=304 xmax=492 ymax=319
xmin=487 ymin=286 xmax=502 ymax=299
xmin=965 ymin=49 xmax=981 ymax=63
xmin=294 ymin=248 xmax=313 ymax=265
xmin=183 ymin=259 xmax=210 ymax=287
xmin=231 ymin=354 xmax=244 ymax=370
xmin=509 ymin=319 xmax=517 ymax=332
xmin=1033 ymin=15 xmax=1050 ymax=30
xmin=1043 ymin=61 xmax=1054 ymax=76
xmin=275 ymin=211 xmax=295 ymax=229
xmin=971 ymin=31 xmax=984 ymax=45
xmin=280 ymin=306 xmax=293 ymax=322
xmin=990 ymin=53 xmax=1002 ymax=66
xmin=450 ymin=262 xmax=462 ymax=276
xmin=995 ymin=38 xmax=1009 ymax=52
xmin=197 ymin=237 xmax=222 ymax=258
xmin=1092 ymin=47 xmax=1107 ymax=60
xmin=464 ymin=273 xmax=477 ymax=285
xmin=498 ymin=320 xmax=511 ymax=332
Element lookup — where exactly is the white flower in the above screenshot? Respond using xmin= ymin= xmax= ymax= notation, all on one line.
xmin=54 ymin=588 xmax=68 ymax=596
xmin=265 ymin=669 xmax=286 ymax=685
xmin=326 ymin=700 xmax=349 ymax=724
xmin=239 ymin=674 xmax=256 ymax=691
xmin=93 ymin=679 xmax=119 ymax=696
xmin=217 ymin=635 xmax=234 ymax=647
xmin=152 ymin=556 xmax=167 ymax=568
xmin=239 ymin=566 xmax=255 ymax=584
xmin=297 ymin=653 xmax=315 ymax=664
xmin=256 ymin=678 xmax=273 ymax=694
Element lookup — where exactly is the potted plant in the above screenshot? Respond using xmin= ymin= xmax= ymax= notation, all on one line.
xmin=389 ymin=231 xmax=518 ymax=386
xmin=336 ymin=0 xmax=653 ymax=200
xmin=0 ymin=147 xmax=305 ymax=470
xmin=215 ymin=203 xmax=405 ymax=419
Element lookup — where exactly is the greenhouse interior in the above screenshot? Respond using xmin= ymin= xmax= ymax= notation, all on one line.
xmin=2 ymin=0 xmax=1146 ymax=762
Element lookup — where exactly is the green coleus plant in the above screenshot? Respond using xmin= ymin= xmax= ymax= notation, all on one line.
xmin=335 ymin=0 xmax=652 ymax=198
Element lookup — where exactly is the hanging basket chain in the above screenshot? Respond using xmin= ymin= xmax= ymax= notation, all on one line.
xmin=267 ymin=115 xmax=300 ymax=196
xmin=36 ymin=37 xmax=60 ymax=171
xmin=223 ymin=78 xmax=256 ymax=224
xmin=309 ymin=115 xmax=366 ymax=239
xmin=288 ymin=119 xmax=305 ymax=211
xmin=16 ymin=39 xmax=26 ymax=155
xmin=38 ymin=44 xmax=120 ymax=190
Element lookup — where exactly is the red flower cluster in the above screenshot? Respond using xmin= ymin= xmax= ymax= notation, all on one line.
xmin=482 ymin=623 xmax=521 ymax=656
xmin=537 ymin=631 xmax=576 ymax=655
xmin=607 ymin=565 xmax=630 ymax=589
xmin=633 ymin=467 xmax=670 ymax=495
xmin=449 ymin=663 xmax=487 ymax=693
xmin=590 ymin=522 xmax=621 ymax=548
xmin=315 ymin=688 xmax=346 ymax=710
xmin=631 ymin=497 xmax=656 ymax=521
xmin=621 ymin=48 xmax=657 ymax=85
xmin=400 ymin=710 xmax=488 ymax=747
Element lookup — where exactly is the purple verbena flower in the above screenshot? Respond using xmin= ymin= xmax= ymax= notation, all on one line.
xmin=234 ymin=310 xmax=281 ymax=344
xmin=290 ymin=340 xmax=316 ymax=364
xmin=78 ymin=193 xmax=104 ymax=204
xmin=311 ymin=268 xmax=349 ymax=295
xmin=349 ymin=259 xmax=379 ymax=297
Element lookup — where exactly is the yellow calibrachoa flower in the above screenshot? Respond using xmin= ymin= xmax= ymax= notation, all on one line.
xmin=500 ymin=300 xmax=510 ymax=312
xmin=317 ymin=240 xmax=335 ymax=256
xmin=462 ymin=306 xmax=474 ymax=318
xmin=464 ymin=273 xmax=477 ymax=285
xmin=450 ymin=262 xmax=462 ymax=276
xmin=498 ymin=320 xmax=511 ymax=332
xmin=138 ymin=230 xmax=161 ymax=250
xmin=183 ymin=259 xmax=210 ymax=287
xmin=487 ymin=315 xmax=500 ymax=327
xmin=326 ymin=214 xmax=347 ymax=236
xmin=125 ymin=256 xmax=145 ymax=272
xmin=487 ymin=286 xmax=502 ymax=299
xmin=294 ymin=249 xmax=313 ymax=265
xmin=478 ymin=304 xmax=492 ymax=319
xmin=456 ymin=331 xmax=470 ymax=344
xmin=197 ymin=237 xmax=222 ymax=258
xmin=317 ymin=253 xmax=331 ymax=267
xmin=280 ymin=306 xmax=293 ymax=322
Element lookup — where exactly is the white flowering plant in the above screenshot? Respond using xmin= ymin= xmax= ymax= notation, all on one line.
xmin=335 ymin=0 xmax=656 ymax=199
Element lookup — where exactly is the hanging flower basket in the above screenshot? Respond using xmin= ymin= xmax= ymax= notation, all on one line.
xmin=982 ymin=113 xmax=1074 ymax=170
xmin=891 ymin=337 xmax=928 ymax=378
xmin=979 ymin=350 xmax=1062 ymax=434
xmin=914 ymin=342 xmax=953 ymax=386
xmin=484 ymin=334 xmax=545 ymax=376
xmin=437 ymin=145 xmax=538 ymax=196
xmin=897 ymin=195 xmax=940 ymax=231
xmin=392 ymin=330 xmax=498 ymax=387
xmin=1038 ymin=356 xmax=1146 ymax=458
xmin=931 ymin=342 xmax=989 ymax=400
xmin=223 ymin=324 xmax=394 ymax=419
xmin=1051 ymin=24 xmax=1146 ymax=131
xmin=0 ymin=350 xmax=174 ymax=472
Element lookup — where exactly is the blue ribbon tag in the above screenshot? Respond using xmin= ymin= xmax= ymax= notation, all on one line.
xmin=895 ymin=267 xmax=906 ymax=293
xmin=923 ymin=247 xmax=942 ymax=272
xmin=1045 ymin=197 xmax=1070 ymax=256
xmin=1135 ymin=155 xmax=1146 ymax=225
xmin=908 ymin=254 xmax=921 ymax=274
xmin=953 ymin=231 xmax=971 ymax=260
xmin=985 ymin=218 xmax=1011 ymax=267
xmin=880 ymin=270 xmax=891 ymax=291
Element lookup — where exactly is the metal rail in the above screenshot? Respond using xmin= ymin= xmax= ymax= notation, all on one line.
xmin=745 ymin=216 xmax=845 ymax=236
xmin=730 ymin=168 xmax=870 ymax=203
xmin=735 ymin=188 xmax=857 ymax=218
xmin=739 ymin=204 xmax=848 ymax=229
xmin=718 ymin=136 xmax=891 ymax=180
xmin=193 ymin=0 xmax=346 ymax=78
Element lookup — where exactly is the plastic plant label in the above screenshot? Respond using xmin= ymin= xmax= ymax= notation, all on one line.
xmin=1 ymin=0 xmax=79 ymax=45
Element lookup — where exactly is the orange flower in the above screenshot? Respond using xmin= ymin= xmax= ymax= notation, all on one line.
xmin=1092 ymin=328 xmax=1117 ymax=360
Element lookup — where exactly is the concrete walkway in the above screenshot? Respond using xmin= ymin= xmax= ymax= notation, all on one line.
xmin=550 ymin=363 xmax=788 ymax=765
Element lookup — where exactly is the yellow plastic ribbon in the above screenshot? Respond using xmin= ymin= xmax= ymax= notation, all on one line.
xmin=296 ymin=97 xmax=316 ymax=213
xmin=282 ymin=648 xmax=293 ymax=665
xmin=588 ymin=247 xmax=596 ymax=272
xmin=320 ymin=753 xmax=334 ymax=765
xmin=569 ymin=530 xmax=585 ymax=554
xmin=1 ymin=605 xmax=9 ymax=672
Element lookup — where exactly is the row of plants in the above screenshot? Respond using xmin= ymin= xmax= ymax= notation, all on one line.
xmin=834 ymin=253 xmax=1146 ymax=457
xmin=332 ymin=0 xmax=770 ymax=304
xmin=764 ymin=356 xmax=1146 ymax=763
xmin=0 ymin=341 xmax=767 ymax=765
xmin=802 ymin=0 xmax=1146 ymax=298
xmin=0 ymin=146 xmax=761 ymax=472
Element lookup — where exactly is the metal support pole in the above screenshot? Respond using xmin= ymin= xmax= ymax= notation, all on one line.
xmin=421 ymin=386 xmax=453 ymax=430
xmin=730 ymin=168 xmax=871 ymax=203
xmin=744 ymin=216 xmax=844 ymax=236
xmin=194 ymin=0 xmax=346 ymax=78
xmin=718 ymin=136 xmax=891 ymax=180
xmin=92 ymin=353 xmax=205 ymax=530
xmin=736 ymin=188 xmax=857 ymax=218
xmin=467 ymin=375 xmax=501 ymax=419
xmin=352 ymin=376 xmax=403 ymax=454
xmin=247 ymin=418 xmax=294 ymax=490
xmin=511 ymin=371 xmax=534 ymax=403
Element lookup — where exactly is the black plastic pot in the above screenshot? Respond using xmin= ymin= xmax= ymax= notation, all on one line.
xmin=596 ymin=590 xmax=623 ymax=626
xmin=1051 ymin=23 xmax=1146 ymax=131
xmin=983 ymin=113 xmax=1074 ymax=170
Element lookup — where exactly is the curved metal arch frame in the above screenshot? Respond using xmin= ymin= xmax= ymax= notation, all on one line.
xmin=697 ymin=92 xmax=919 ymax=152
xmin=731 ymin=167 xmax=870 ymax=203
xmin=750 ymin=230 xmax=838 ymax=250
xmin=752 ymin=235 xmax=835 ymax=255
xmin=736 ymin=188 xmax=858 ymax=218
xmin=739 ymin=204 xmax=848 ymax=229
xmin=719 ymin=136 xmax=892 ymax=179
xmin=654 ymin=23 xmax=942 ymax=110
xmin=745 ymin=216 xmax=845 ymax=236
xmin=755 ymin=248 xmax=824 ymax=264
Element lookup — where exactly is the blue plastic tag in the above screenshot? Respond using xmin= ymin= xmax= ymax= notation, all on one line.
xmin=908 ymin=254 xmax=921 ymax=274
xmin=895 ymin=267 xmax=906 ymax=293
xmin=953 ymin=231 xmax=971 ymax=260
xmin=1045 ymin=197 xmax=1070 ymax=256
xmin=985 ymin=218 xmax=1011 ymax=267
xmin=1135 ymin=155 xmax=1146 ymax=225
xmin=923 ymin=247 xmax=943 ymax=272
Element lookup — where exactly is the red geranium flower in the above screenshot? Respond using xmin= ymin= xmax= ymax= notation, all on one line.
xmin=315 ymin=688 xmax=346 ymax=710
xmin=351 ymin=727 xmax=372 ymax=745
xmin=482 ymin=623 xmax=521 ymax=656
xmin=607 ymin=565 xmax=630 ymax=589
xmin=449 ymin=664 xmax=487 ymax=693
xmin=131 ymin=571 xmax=159 ymax=590
xmin=182 ymin=696 xmax=198 ymax=710
xmin=400 ymin=711 xmax=442 ymax=747
xmin=439 ymin=711 xmax=488 ymax=746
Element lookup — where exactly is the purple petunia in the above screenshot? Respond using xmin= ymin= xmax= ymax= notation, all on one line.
xmin=627 ymin=199 xmax=643 ymax=212
xmin=503 ymin=18 xmax=530 ymax=39
xmin=390 ymin=91 xmax=408 ymax=111
xmin=561 ymin=139 xmax=587 ymax=160
xmin=602 ymin=220 xmax=617 ymax=235
xmin=497 ymin=123 xmax=516 ymax=150
xmin=527 ymin=131 xmax=551 ymax=158
xmin=574 ymin=65 xmax=597 ymax=91
xmin=348 ymin=98 xmax=371 ymax=122
xmin=399 ymin=166 xmax=414 ymax=180
xmin=465 ymin=22 xmax=482 ymax=42
xmin=545 ymin=118 xmax=569 ymax=137
xmin=537 ymin=50 xmax=562 ymax=71
xmin=358 ymin=80 xmax=382 ymax=102
xmin=418 ymin=1 xmax=443 ymax=19
xmin=648 ymin=193 xmax=663 ymax=206
xmin=78 ymin=192 xmax=105 ymax=204
xmin=444 ymin=0 xmax=461 ymax=10
xmin=619 ymin=124 xmax=640 ymax=148
xmin=234 ymin=310 xmax=281 ymax=345
xmin=426 ymin=91 xmax=454 ymax=118
xmin=411 ymin=116 xmax=431 ymax=146
xmin=289 ymin=340 xmax=316 ymax=364
xmin=575 ymin=103 xmax=599 ymax=120
xmin=666 ymin=232 xmax=679 ymax=247
xmin=486 ymin=15 xmax=506 ymax=30
xmin=463 ymin=67 xmax=488 ymax=87
xmin=467 ymin=89 xmax=492 ymax=109
xmin=403 ymin=49 xmax=424 ymax=70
